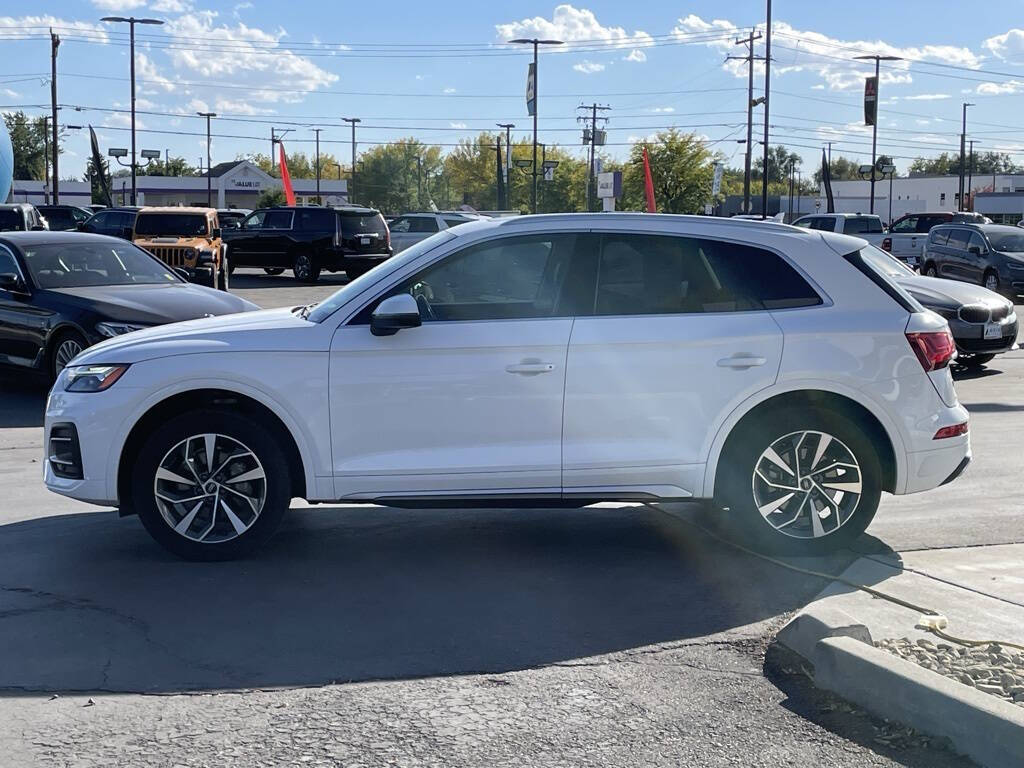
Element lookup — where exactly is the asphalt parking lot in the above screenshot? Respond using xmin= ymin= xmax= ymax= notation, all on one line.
xmin=0 ymin=272 xmax=1020 ymax=766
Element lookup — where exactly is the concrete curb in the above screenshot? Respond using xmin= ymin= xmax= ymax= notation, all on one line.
xmin=775 ymin=604 xmax=873 ymax=661
xmin=813 ymin=636 xmax=1024 ymax=768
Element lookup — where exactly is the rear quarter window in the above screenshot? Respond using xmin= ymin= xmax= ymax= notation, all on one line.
xmin=843 ymin=247 xmax=924 ymax=314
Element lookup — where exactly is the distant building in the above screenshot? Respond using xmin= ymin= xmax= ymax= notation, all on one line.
xmin=7 ymin=179 xmax=91 ymax=206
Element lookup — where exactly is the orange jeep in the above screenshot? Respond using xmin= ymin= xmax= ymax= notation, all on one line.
xmin=133 ymin=207 xmax=229 ymax=291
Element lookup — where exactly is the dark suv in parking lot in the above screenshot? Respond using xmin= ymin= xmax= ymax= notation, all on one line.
xmin=922 ymin=223 xmax=1024 ymax=299
xmin=223 ymin=205 xmax=392 ymax=282
xmin=77 ymin=206 xmax=140 ymax=240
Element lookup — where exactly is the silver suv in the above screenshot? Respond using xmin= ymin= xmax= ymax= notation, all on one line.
xmin=388 ymin=212 xmax=484 ymax=253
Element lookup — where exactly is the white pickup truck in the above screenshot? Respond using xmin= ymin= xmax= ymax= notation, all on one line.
xmin=792 ymin=211 xmax=989 ymax=269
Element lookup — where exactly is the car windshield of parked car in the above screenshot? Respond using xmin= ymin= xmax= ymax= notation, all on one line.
xmin=986 ymin=231 xmax=1024 ymax=252
xmin=134 ymin=213 xmax=209 ymax=237
xmin=0 ymin=210 xmax=23 ymax=231
xmin=21 ymin=242 xmax=180 ymax=288
xmin=306 ymin=231 xmax=455 ymax=322
xmin=860 ymin=245 xmax=915 ymax=277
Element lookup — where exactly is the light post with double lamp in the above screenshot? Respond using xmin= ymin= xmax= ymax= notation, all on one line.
xmin=508 ymin=37 xmax=563 ymax=214
xmin=858 ymin=160 xmax=897 ymax=226
xmin=100 ymin=15 xmax=165 ymax=205
xmin=959 ymin=102 xmax=975 ymax=211
xmin=197 ymin=111 xmax=216 ymax=207
xmin=853 ymin=53 xmax=902 ymax=214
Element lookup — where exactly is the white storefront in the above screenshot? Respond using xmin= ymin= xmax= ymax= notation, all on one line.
xmin=7 ymin=179 xmax=92 ymax=206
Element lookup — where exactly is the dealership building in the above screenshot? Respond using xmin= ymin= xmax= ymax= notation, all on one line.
xmin=9 ymin=160 xmax=347 ymax=209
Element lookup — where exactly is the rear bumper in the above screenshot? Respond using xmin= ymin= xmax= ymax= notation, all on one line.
xmin=319 ymin=251 xmax=392 ymax=270
xmin=901 ymin=435 xmax=971 ymax=495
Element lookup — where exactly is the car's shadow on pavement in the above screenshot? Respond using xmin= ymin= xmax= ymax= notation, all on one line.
xmin=0 ymin=371 xmax=47 ymax=428
xmin=0 ymin=502 xmax=897 ymax=695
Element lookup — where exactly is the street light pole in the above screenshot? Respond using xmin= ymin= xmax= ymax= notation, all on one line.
xmin=342 ymin=117 xmax=360 ymax=204
xmin=854 ymin=53 xmax=902 ymax=214
xmin=509 ymin=37 xmax=563 ymax=214
xmin=497 ymin=122 xmax=514 ymax=209
xmin=311 ymin=127 xmax=322 ymax=203
xmin=197 ymin=111 xmax=215 ymax=207
xmin=100 ymin=15 xmax=164 ymax=206
xmin=761 ymin=0 xmax=772 ymax=220
xmin=959 ymin=102 xmax=974 ymax=211
xmin=968 ymin=139 xmax=975 ymax=211
xmin=50 ymin=29 xmax=60 ymax=204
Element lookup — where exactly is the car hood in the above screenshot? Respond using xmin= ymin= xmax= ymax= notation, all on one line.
xmin=895 ymin=274 xmax=1009 ymax=310
xmin=73 ymin=305 xmax=319 ymax=365
xmin=46 ymin=282 xmax=258 ymax=324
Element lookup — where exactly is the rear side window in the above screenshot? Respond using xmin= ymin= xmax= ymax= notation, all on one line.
xmin=297 ymin=208 xmax=334 ymax=230
xmin=928 ymin=228 xmax=949 ymax=245
xmin=916 ymin=215 xmax=946 ymax=233
xmin=0 ymin=210 xmax=24 ymax=231
xmin=592 ymin=234 xmax=820 ymax=316
xmin=443 ymin=217 xmax=471 ymax=229
xmin=410 ymin=216 xmax=439 ymax=233
xmin=945 ymin=229 xmax=969 ymax=249
xmin=843 ymin=248 xmax=924 ymax=314
xmin=843 ymin=217 xmax=883 ymax=235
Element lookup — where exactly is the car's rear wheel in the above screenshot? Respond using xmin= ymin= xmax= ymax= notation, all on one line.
xmin=293 ymin=253 xmax=321 ymax=283
xmin=130 ymin=409 xmax=290 ymax=560
xmin=716 ymin=407 xmax=881 ymax=554
xmin=49 ymin=330 xmax=87 ymax=381
xmin=264 ymin=268 xmax=285 ymax=276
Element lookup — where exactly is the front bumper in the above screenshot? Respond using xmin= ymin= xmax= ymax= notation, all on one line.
xmin=950 ymin=316 xmax=1018 ymax=355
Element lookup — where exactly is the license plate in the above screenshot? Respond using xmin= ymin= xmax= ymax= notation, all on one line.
xmin=984 ymin=322 xmax=1002 ymax=340
xmin=360 ymin=236 xmax=370 ymax=245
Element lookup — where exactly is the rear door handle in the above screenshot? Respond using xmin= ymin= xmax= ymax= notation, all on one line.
xmin=506 ymin=361 xmax=555 ymax=375
xmin=717 ymin=354 xmax=767 ymax=369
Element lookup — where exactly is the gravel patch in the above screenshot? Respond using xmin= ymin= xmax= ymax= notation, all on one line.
xmin=876 ymin=638 xmax=1024 ymax=708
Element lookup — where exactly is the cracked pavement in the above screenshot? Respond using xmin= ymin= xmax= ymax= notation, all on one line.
xmin=0 ymin=279 xmax=1020 ymax=766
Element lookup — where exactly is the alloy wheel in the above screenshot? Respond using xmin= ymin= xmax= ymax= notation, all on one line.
xmin=295 ymin=254 xmax=311 ymax=280
xmin=985 ymin=273 xmax=999 ymax=292
xmin=54 ymin=338 xmax=83 ymax=375
xmin=153 ymin=433 xmax=267 ymax=544
xmin=751 ymin=430 xmax=862 ymax=540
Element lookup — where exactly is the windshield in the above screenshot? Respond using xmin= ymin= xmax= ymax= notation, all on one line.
xmin=22 ymin=241 xmax=181 ymax=288
xmin=134 ymin=213 xmax=210 ymax=237
xmin=860 ymin=244 xmax=915 ymax=277
xmin=0 ymin=210 xmax=24 ymax=231
xmin=986 ymin=231 xmax=1024 ymax=252
xmin=307 ymin=231 xmax=455 ymax=322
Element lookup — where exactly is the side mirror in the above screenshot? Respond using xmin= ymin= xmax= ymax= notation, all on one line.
xmin=0 ymin=272 xmax=27 ymax=294
xmin=968 ymin=245 xmax=982 ymax=255
xmin=370 ymin=293 xmax=422 ymax=336
xmin=211 ymin=227 xmax=222 ymax=239
xmin=173 ymin=267 xmax=191 ymax=281
xmin=76 ymin=221 xmax=87 ymax=231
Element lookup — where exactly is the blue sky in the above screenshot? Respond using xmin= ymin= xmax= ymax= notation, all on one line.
xmin=5 ymin=1 xmax=1024 ymax=179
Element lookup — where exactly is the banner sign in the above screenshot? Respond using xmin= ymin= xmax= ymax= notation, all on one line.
xmin=864 ymin=76 xmax=878 ymax=126
xmin=712 ymin=163 xmax=724 ymax=197
xmin=526 ymin=63 xmax=536 ymax=117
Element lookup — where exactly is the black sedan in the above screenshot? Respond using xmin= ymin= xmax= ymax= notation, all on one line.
xmin=0 ymin=232 xmax=258 ymax=380
xmin=862 ymin=245 xmax=1018 ymax=368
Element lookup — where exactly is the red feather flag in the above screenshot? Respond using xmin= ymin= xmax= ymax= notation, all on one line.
xmin=279 ymin=142 xmax=296 ymax=206
xmin=642 ymin=147 xmax=656 ymax=213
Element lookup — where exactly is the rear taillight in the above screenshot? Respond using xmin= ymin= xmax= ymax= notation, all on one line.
xmin=881 ymin=237 xmax=892 ymax=252
xmin=934 ymin=422 xmax=968 ymax=440
xmin=906 ymin=330 xmax=956 ymax=371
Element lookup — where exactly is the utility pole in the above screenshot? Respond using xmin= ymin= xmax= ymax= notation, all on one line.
xmin=727 ymin=28 xmax=763 ymax=213
xmin=42 ymin=116 xmax=50 ymax=205
xmin=343 ymin=117 xmax=360 ymax=204
xmin=968 ymin=139 xmax=975 ymax=210
xmin=311 ymin=127 xmax=322 ymax=203
xmin=510 ymin=37 xmax=564 ymax=214
xmin=825 ymin=141 xmax=833 ymax=167
xmin=959 ymin=102 xmax=974 ymax=211
xmin=497 ymin=122 xmax=514 ymax=209
xmin=854 ymin=53 xmax=903 ymax=214
xmin=577 ymin=103 xmax=610 ymax=211
xmin=50 ymin=29 xmax=60 ymax=204
xmin=197 ymin=111 xmax=215 ymax=207
xmin=271 ymin=127 xmax=277 ymax=170
xmin=761 ymin=0 xmax=772 ymax=219
xmin=416 ymin=156 xmax=423 ymax=207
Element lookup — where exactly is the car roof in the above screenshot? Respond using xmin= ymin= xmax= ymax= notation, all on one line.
xmin=138 ymin=206 xmax=214 ymax=214
xmin=0 ymin=231 xmax=130 ymax=248
xmin=0 ymin=203 xmax=33 ymax=210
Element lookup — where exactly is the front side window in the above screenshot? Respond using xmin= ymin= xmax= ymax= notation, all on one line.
xmin=243 ymin=211 xmax=267 ymax=229
xmin=388 ymin=216 xmax=411 ymax=233
xmin=944 ymin=229 xmax=970 ymax=250
xmin=134 ymin=213 xmax=208 ymax=237
xmin=0 ymin=210 xmax=24 ymax=231
xmin=411 ymin=216 xmax=440 ymax=233
xmin=968 ymin=232 xmax=987 ymax=252
xmin=593 ymin=234 xmax=820 ymax=316
xmin=928 ymin=229 xmax=949 ymax=245
xmin=0 ymin=245 xmax=23 ymax=280
xmin=21 ymin=242 xmax=180 ymax=288
xmin=890 ymin=216 xmax=917 ymax=233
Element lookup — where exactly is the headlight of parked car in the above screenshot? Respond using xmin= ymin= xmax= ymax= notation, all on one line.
xmin=63 ymin=364 xmax=129 ymax=393
xmin=96 ymin=321 xmax=149 ymax=338
xmin=197 ymin=249 xmax=215 ymax=264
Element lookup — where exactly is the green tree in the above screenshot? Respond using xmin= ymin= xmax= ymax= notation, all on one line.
xmin=256 ymin=187 xmax=286 ymax=208
xmin=83 ymin=155 xmax=111 ymax=204
xmin=144 ymin=156 xmax=198 ymax=177
xmin=242 ymin=150 xmax=342 ymax=181
xmin=619 ymin=129 xmax=716 ymax=213
xmin=3 ymin=111 xmax=49 ymax=180
xmin=357 ymin=138 xmax=442 ymax=213
xmin=909 ymin=151 xmax=1019 ymax=176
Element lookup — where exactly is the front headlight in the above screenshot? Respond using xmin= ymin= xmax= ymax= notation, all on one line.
xmin=197 ymin=249 xmax=215 ymax=264
xmin=96 ymin=321 xmax=149 ymax=338
xmin=63 ymin=364 xmax=129 ymax=393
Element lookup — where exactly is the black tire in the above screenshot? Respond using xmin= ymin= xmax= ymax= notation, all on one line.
xmin=130 ymin=409 xmax=291 ymax=561
xmin=923 ymin=263 xmax=938 ymax=278
xmin=264 ymin=268 xmax=285 ymax=276
xmin=715 ymin=406 xmax=882 ymax=555
xmin=345 ymin=265 xmax=368 ymax=280
xmin=982 ymin=270 xmax=1000 ymax=294
xmin=216 ymin=264 xmax=229 ymax=292
xmin=48 ymin=329 xmax=88 ymax=382
xmin=957 ymin=352 xmax=996 ymax=368
xmin=293 ymin=253 xmax=321 ymax=283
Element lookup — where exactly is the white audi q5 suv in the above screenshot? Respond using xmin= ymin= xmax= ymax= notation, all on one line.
xmin=44 ymin=214 xmax=970 ymax=560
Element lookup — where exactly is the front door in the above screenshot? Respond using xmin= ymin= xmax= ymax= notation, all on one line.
xmin=888 ymin=215 xmax=919 ymax=262
xmin=561 ymin=232 xmax=821 ymax=499
xmin=0 ymin=245 xmax=46 ymax=368
xmin=229 ymin=211 xmax=267 ymax=266
xmin=328 ymin=232 xmax=584 ymax=500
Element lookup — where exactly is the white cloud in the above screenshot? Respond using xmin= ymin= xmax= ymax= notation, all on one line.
xmin=496 ymin=4 xmax=653 ymax=50
xmin=415 ymin=74 xmax=427 ymax=81
xmin=916 ymin=119 xmax=931 ymax=125
xmin=624 ymin=49 xmax=646 ymax=63
xmin=449 ymin=122 xmax=468 ymax=129
xmin=135 ymin=52 xmax=175 ymax=93
xmin=650 ymin=107 xmax=675 ymax=113
xmin=0 ymin=15 xmax=109 ymax=42
xmin=902 ymin=93 xmax=951 ymax=101
xmin=233 ymin=2 xmax=252 ymax=18
xmin=811 ymin=84 xmax=825 ymax=90
xmin=977 ymin=80 xmax=1024 ymax=95
xmin=150 ymin=0 xmax=193 ymax=12
xmin=215 ymin=99 xmax=275 ymax=115
xmin=162 ymin=11 xmax=338 ymax=104
xmin=983 ymin=29 xmax=1024 ymax=64
xmin=674 ymin=14 xmax=981 ymax=91
xmin=573 ymin=59 xmax=605 ymax=74
xmin=1 ymin=88 xmax=20 ymax=98
xmin=107 ymin=112 xmax=145 ymax=130
xmin=443 ymin=87 xmax=457 ymax=94
xmin=91 ymin=0 xmax=145 ymax=10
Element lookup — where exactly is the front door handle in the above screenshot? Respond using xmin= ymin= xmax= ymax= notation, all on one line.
xmin=717 ymin=354 xmax=767 ymax=369
xmin=506 ymin=361 xmax=555 ymax=375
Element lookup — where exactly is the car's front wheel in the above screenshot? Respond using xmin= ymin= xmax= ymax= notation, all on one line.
xmin=716 ymin=407 xmax=881 ymax=554
xmin=923 ymin=263 xmax=938 ymax=278
xmin=130 ymin=409 xmax=291 ymax=560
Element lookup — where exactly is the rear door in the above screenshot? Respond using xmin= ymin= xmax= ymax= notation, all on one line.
xmin=562 ymin=232 xmax=820 ymax=499
xmin=260 ymin=209 xmax=295 ymax=265
xmin=940 ymin=228 xmax=971 ymax=280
